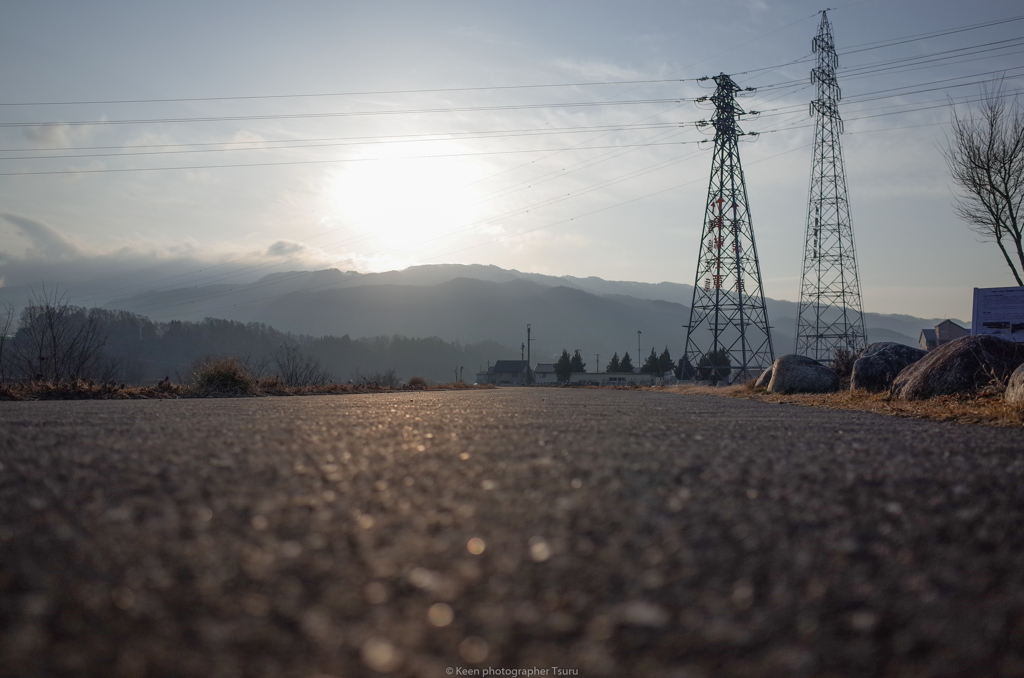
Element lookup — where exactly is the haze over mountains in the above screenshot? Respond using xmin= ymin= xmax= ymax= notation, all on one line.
xmin=31 ymin=263 xmax=956 ymax=366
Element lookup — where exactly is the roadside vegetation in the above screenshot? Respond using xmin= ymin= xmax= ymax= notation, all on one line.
xmin=0 ymin=288 xmax=493 ymax=401
xmin=658 ymin=366 xmax=1024 ymax=427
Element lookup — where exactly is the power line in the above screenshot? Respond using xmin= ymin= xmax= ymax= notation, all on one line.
xmin=0 ymin=138 xmax=703 ymax=177
xmin=36 ymin=100 xmax=696 ymax=300
xmin=0 ymin=123 xmax=683 ymax=161
xmin=0 ymin=78 xmax=692 ymax=107
xmin=0 ymin=121 xmax=681 ymax=154
xmin=0 ymin=97 xmax=691 ymax=129
xmin=837 ymin=13 xmax=1024 ymax=53
xmin=69 ymin=127 xmax=702 ymax=302
xmin=124 ymin=142 xmax=706 ymax=311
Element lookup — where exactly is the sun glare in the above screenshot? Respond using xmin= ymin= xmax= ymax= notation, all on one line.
xmin=329 ymin=151 xmax=486 ymax=253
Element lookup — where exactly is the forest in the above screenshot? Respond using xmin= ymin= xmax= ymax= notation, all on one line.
xmin=0 ymin=290 xmax=510 ymax=386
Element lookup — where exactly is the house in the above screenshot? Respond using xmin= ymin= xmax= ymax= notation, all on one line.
xmin=480 ymin=360 xmax=532 ymax=386
xmin=532 ymin=363 xmax=558 ymax=385
xmin=918 ymin=328 xmax=937 ymax=351
xmin=919 ymin=319 xmax=970 ymax=351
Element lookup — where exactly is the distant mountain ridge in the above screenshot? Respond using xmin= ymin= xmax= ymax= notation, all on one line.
xmin=97 ymin=263 xmax=961 ymax=363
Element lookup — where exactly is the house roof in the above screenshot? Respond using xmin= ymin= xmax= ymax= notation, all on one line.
xmin=492 ymin=360 xmax=530 ymax=373
xmin=936 ymin=319 xmax=968 ymax=332
xmin=533 ymin=363 xmax=556 ymax=373
xmin=920 ymin=328 xmax=937 ymax=341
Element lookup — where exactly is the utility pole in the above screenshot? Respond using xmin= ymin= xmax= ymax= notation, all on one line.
xmin=684 ymin=73 xmax=774 ymax=384
xmin=637 ymin=330 xmax=642 ymax=372
xmin=596 ymin=354 xmax=600 ymax=373
xmin=795 ymin=10 xmax=867 ymax=361
xmin=526 ymin=324 xmax=534 ymax=384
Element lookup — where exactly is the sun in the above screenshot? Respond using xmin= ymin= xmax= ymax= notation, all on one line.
xmin=328 ymin=149 xmax=486 ymax=253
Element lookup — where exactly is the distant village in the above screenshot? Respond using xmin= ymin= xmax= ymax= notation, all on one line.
xmin=475 ymin=316 xmax=979 ymax=387
xmin=476 ymin=358 xmax=670 ymax=386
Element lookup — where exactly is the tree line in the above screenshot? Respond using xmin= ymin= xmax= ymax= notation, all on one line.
xmin=550 ymin=346 xmax=706 ymax=383
xmin=0 ymin=287 xmax=508 ymax=386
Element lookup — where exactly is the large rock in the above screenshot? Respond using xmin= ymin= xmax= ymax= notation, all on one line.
xmin=891 ymin=335 xmax=1024 ymax=401
xmin=1006 ymin=364 xmax=1024 ymax=405
xmin=850 ymin=342 xmax=927 ymax=393
xmin=754 ymin=366 xmax=772 ymax=389
xmin=767 ymin=354 xmax=840 ymax=394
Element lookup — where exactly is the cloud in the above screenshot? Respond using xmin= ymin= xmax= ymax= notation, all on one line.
xmin=0 ymin=212 xmax=82 ymax=258
xmin=0 ymin=223 xmax=365 ymax=314
xmin=550 ymin=58 xmax=646 ymax=81
xmin=449 ymin=26 xmax=525 ymax=48
xmin=266 ymin=240 xmax=307 ymax=257
xmin=21 ymin=122 xmax=96 ymax=149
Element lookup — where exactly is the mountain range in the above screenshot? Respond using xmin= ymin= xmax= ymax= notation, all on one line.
xmin=82 ymin=263 xmax=957 ymax=367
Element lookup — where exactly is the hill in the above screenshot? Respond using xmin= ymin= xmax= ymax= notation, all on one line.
xmin=101 ymin=264 xmax=939 ymax=365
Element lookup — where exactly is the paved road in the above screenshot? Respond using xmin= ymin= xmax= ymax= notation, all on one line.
xmin=1 ymin=389 xmax=1023 ymax=678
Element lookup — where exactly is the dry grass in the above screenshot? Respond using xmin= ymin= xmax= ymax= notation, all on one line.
xmin=655 ymin=383 xmax=1024 ymax=427
xmin=191 ymin=358 xmax=261 ymax=397
xmin=0 ymin=378 xmax=495 ymax=401
xmin=0 ymin=380 xmax=186 ymax=401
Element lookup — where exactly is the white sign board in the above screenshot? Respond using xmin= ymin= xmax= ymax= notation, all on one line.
xmin=972 ymin=286 xmax=1024 ymax=342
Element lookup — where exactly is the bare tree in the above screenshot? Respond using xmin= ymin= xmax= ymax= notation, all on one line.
xmin=350 ymin=368 xmax=401 ymax=388
xmin=271 ymin=345 xmax=331 ymax=386
xmin=11 ymin=286 xmax=110 ymax=382
xmin=944 ymin=82 xmax=1024 ymax=285
xmin=238 ymin=354 xmax=272 ymax=380
xmin=0 ymin=301 xmax=15 ymax=384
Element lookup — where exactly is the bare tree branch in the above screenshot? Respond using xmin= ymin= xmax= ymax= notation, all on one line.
xmin=944 ymin=80 xmax=1024 ymax=286
xmin=271 ymin=345 xmax=331 ymax=386
xmin=11 ymin=284 xmax=110 ymax=382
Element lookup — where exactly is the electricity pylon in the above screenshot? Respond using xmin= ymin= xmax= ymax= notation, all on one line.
xmin=684 ymin=73 xmax=774 ymax=384
xmin=795 ymin=10 xmax=867 ymax=361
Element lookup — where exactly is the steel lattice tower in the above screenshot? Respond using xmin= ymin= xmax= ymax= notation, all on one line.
xmin=684 ymin=73 xmax=774 ymax=384
xmin=795 ymin=11 xmax=867 ymax=360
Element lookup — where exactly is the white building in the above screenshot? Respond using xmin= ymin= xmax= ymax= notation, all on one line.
xmin=568 ymin=371 xmax=656 ymax=386
xmin=533 ymin=363 xmax=558 ymax=384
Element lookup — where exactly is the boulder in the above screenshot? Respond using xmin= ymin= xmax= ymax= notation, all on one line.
xmin=754 ymin=366 xmax=773 ymax=389
xmin=1006 ymin=364 xmax=1024 ymax=405
xmin=850 ymin=342 xmax=927 ymax=393
xmin=767 ymin=354 xmax=840 ymax=394
xmin=891 ymin=335 xmax=1024 ymax=401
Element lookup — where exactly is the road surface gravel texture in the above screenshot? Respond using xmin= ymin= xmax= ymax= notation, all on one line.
xmin=1 ymin=389 xmax=1023 ymax=678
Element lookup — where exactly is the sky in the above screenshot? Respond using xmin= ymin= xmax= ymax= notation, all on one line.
xmin=1 ymin=0 xmax=1022 ymax=321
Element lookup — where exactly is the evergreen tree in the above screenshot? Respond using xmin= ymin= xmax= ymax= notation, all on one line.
xmin=641 ymin=347 xmax=660 ymax=374
xmin=569 ymin=349 xmax=586 ymax=373
xmin=605 ymin=352 xmax=620 ymax=373
xmin=554 ymin=349 xmax=573 ymax=383
xmin=619 ymin=351 xmax=634 ymax=373
xmin=675 ymin=354 xmax=695 ymax=380
xmin=658 ymin=346 xmax=674 ymax=374
xmin=696 ymin=349 xmax=731 ymax=383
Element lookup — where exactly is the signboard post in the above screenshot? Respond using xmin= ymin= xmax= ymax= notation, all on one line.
xmin=972 ymin=287 xmax=1024 ymax=342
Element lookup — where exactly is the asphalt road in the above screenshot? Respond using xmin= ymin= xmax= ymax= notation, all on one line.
xmin=2 ymin=389 xmax=1024 ymax=678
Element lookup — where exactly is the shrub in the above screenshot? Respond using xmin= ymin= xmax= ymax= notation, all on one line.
xmin=831 ymin=347 xmax=858 ymax=380
xmin=408 ymin=376 xmax=427 ymax=389
xmin=353 ymin=368 xmax=401 ymax=388
xmin=191 ymin=357 xmax=260 ymax=396
xmin=271 ymin=345 xmax=331 ymax=386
